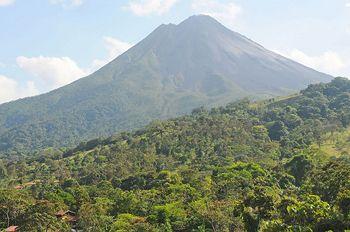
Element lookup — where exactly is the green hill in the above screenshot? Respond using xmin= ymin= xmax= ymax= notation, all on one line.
xmin=0 ymin=15 xmax=332 ymax=154
xmin=0 ymin=78 xmax=349 ymax=231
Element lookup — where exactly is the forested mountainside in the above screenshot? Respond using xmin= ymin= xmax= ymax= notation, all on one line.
xmin=0 ymin=15 xmax=332 ymax=154
xmin=1 ymin=77 xmax=350 ymax=231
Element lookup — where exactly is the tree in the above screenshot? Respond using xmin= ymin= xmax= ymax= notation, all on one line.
xmin=337 ymin=189 xmax=350 ymax=217
xmin=285 ymin=154 xmax=313 ymax=186
xmin=191 ymin=199 xmax=244 ymax=232
xmin=282 ymin=195 xmax=332 ymax=230
xmin=0 ymin=160 xmax=7 ymax=179
xmin=78 ymin=200 xmax=113 ymax=232
xmin=311 ymin=158 xmax=350 ymax=202
xmin=150 ymin=202 xmax=188 ymax=230
xmin=267 ymin=121 xmax=288 ymax=141
xmin=0 ymin=190 xmax=31 ymax=228
xmin=111 ymin=213 xmax=155 ymax=232
xmin=20 ymin=202 xmax=69 ymax=232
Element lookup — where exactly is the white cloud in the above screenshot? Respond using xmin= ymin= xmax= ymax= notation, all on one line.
xmin=191 ymin=0 xmax=242 ymax=28
xmin=279 ymin=49 xmax=347 ymax=76
xmin=0 ymin=62 xmax=5 ymax=68
xmin=104 ymin=37 xmax=133 ymax=60
xmin=50 ymin=0 xmax=83 ymax=8
xmin=125 ymin=0 xmax=178 ymax=16
xmin=0 ymin=0 xmax=15 ymax=6
xmin=13 ymin=36 xmax=132 ymax=100
xmin=17 ymin=56 xmax=87 ymax=89
xmin=90 ymin=37 xmax=133 ymax=71
xmin=346 ymin=2 xmax=350 ymax=7
xmin=0 ymin=75 xmax=38 ymax=104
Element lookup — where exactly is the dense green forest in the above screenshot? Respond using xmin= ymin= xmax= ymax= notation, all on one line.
xmin=1 ymin=77 xmax=350 ymax=231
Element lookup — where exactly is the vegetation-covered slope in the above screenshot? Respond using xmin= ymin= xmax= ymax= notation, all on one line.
xmin=0 ymin=15 xmax=331 ymax=154
xmin=0 ymin=78 xmax=349 ymax=231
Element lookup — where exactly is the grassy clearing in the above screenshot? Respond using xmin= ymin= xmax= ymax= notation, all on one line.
xmin=312 ymin=127 xmax=350 ymax=160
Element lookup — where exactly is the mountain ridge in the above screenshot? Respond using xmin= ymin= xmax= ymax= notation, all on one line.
xmin=0 ymin=15 xmax=332 ymax=153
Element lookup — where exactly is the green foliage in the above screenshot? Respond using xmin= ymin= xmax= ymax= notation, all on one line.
xmin=0 ymin=78 xmax=350 ymax=231
xmin=285 ymin=154 xmax=313 ymax=186
xmin=337 ymin=189 xmax=350 ymax=217
xmin=284 ymin=195 xmax=331 ymax=228
xmin=112 ymin=213 xmax=155 ymax=232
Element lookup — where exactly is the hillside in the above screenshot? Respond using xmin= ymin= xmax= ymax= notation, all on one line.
xmin=0 ymin=15 xmax=332 ymax=153
xmin=0 ymin=78 xmax=349 ymax=231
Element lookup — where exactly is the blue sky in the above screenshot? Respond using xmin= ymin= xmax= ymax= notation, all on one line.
xmin=0 ymin=0 xmax=349 ymax=103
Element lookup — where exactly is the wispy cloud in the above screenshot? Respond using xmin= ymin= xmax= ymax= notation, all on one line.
xmin=124 ymin=0 xmax=178 ymax=16
xmin=191 ymin=0 xmax=242 ymax=28
xmin=0 ymin=0 xmax=15 ymax=6
xmin=15 ymin=36 xmax=132 ymax=97
xmin=50 ymin=0 xmax=83 ymax=8
xmin=91 ymin=37 xmax=133 ymax=71
xmin=1 ymin=0 xmax=85 ymax=8
xmin=0 ymin=75 xmax=38 ymax=104
xmin=277 ymin=49 xmax=347 ymax=76
xmin=17 ymin=56 xmax=87 ymax=90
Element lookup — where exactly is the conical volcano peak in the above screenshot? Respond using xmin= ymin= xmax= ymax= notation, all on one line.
xmin=0 ymin=15 xmax=332 ymax=152
xmin=143 ymin=15 xmax=241 ymax=45
xmin=176 ymin=14 xmax=229 ymax=32
xmin=150 ymin=15 xmax=224 ymax=36
xmin=180 ymin=14 xmax=222 ymax=25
